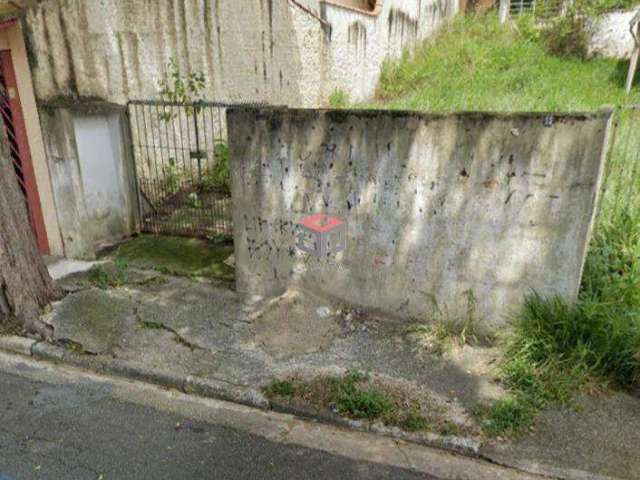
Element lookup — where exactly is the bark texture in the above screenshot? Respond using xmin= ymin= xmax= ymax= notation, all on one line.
xmin=0 ymin=131 xmax=59 ymax=338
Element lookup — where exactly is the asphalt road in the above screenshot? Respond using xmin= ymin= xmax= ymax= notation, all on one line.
xmin=0 ymin=369 xmax=433 ymax=480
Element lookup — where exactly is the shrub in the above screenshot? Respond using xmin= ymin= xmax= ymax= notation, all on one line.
xmin=541 ymin=7 xmax=591 ymax=59
xmin=203 ymin=142 xmax=230 ymax=193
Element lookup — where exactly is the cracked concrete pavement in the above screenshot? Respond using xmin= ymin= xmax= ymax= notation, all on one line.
xmin=4 ymin=264 xmax=638 ymax=479
xmin=44 ymin=267 xmax=499 ymax=444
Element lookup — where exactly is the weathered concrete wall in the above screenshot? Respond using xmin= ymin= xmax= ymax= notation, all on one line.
xmin=322 ymin=0 xmax=457 ymax=102
xmin=23 ymin=0 xmax=308 ymax=105
xmin=21 ymin=0 xmax=456 ymax=107
xmin=40 ymin=104 xmax=138 ymax=259
xmin=589 ymin=9 xmax=637 ymax=59
xmin=229 ymin=108 xmax=612 ymax=330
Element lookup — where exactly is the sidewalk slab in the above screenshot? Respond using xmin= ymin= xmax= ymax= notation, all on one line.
xmin=2 ymin=264 xmax=638 ymax=480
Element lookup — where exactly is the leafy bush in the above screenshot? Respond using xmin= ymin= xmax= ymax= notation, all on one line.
xmin=541 ymin=7 xmax=591 ymax=59
xmin=202 ymin=142 xmax=230 ymax=192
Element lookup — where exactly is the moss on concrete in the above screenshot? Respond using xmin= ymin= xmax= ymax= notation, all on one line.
xmin=111 ymin=235 xmax=234 ymax=282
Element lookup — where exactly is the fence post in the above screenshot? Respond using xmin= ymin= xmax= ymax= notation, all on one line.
xmin=499 ymin=0 xmax=510 ymax=23
xmin=124 ymin=104 xmax=144 ymax=235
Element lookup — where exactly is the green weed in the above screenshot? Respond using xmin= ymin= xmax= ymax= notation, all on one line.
xmin=264 ymin=371 xmax=433 ymax=430
xmin=328 ymin=89 xmax=350 ymax=108
xmin=88 ymin=260 xmax=128 ymax=289
xmin=264 ymin=380 xmax=299 ymax=397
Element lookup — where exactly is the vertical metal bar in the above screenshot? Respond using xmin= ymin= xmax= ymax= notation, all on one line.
xmin=142 ymin=104 xmax=162 ymax=233
xmin=194 ymin=106 xmax=202 ymax=182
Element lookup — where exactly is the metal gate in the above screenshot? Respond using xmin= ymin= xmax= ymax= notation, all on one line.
xmin=127 ymin=100 xmax=239 ymax=238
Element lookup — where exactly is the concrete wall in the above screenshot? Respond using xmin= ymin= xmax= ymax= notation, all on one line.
xmin=229 ymin=108 xmax=612 ymax=330
xmin=40 ymin=104 xmax=138 ymax=259
xmin=23 ymin=0 xmax=308 ymax=106
xmin=589 ymin=9 xmax=637 ymax=59
xmin=322 ymin=0 xmax=457 ymax=102
xmin=21 ymin=0 xmax=456 ymax=106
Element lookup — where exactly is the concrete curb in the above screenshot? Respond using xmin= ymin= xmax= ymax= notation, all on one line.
xmin=269 ymin=401 xmax=481 ymax=456
xmin=16 ymin=338 xmax=483 ymax=457
xmin=0 ymin=335 xmax=36 ymax=356
xmin=0 ymin=336 xmax=617 ymax=480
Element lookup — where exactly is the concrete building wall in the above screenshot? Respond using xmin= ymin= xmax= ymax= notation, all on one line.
xmin=322 ymin=0 xmax=457 ymax=102
xmin=589 ymin=9 xmax=637 ymax=59
xmin=21 ymin=0 xmax=456 ymax=106
xmin=23 ymin=0 xmax=310 ymax=106
xmin=228 ymin=108 xmax=612 ymax=330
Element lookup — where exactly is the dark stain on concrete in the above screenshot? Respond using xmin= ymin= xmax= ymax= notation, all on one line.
xmin=57 ymin=7 xmax=78 ymax=97
xmin=116 ymin=34 xmax=130 ymax=98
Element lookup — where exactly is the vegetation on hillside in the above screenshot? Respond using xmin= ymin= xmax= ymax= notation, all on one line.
xmin=375 ymin=14 xmax=640 ymax=112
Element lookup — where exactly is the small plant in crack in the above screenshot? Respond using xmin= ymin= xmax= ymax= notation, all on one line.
xmin=57 ymin=338 xmax=96 ymax=356
xmin=88 ymin=260 xmax=128 ymax=289
xmin=137 ymin=319 xmax=164 ymax=330
xmin=405 ymin=289 xmax=488 ymax=355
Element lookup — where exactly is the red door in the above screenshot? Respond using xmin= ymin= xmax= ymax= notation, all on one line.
xmin=0 ymin=49 xmax=49 ymax=254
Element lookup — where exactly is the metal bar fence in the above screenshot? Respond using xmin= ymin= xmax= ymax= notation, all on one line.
xmin=127 ymin=100 xmax=255 ymax=238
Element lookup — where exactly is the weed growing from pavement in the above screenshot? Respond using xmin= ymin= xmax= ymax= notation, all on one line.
xmin=88 ymin=260 xmax=129 ymax=289
xmin=263 ymin=371 xmax=465 ymax=435
xmin=406 ymin=290 xmax=485 ymax=355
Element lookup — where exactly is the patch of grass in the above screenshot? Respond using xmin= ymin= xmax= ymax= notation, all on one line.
xmin=328 ymin=372 xmax=395 ymax=419
xmin=475 ymin=396 xmax=535 ymax=438
xmin=375 ymin=13 xmax=639 ymax=112
xmin=112 ymin=235 xmax=234 ymax=282
xmin=592 ymin=0 xmax=640 ymax=14
xmin=264 ymin=380 xmax=299 ymax=397
xmin=328 ymin=89 xmax=350 ymax=108
xmin=137 ymin=319 xmax=164 ymax=330
xmin=264 ymin=371 xmax=433 ymax=431
xmin=402 ymin=411 xmax=431 ymax=432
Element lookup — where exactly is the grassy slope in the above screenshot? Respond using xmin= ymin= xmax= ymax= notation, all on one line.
xmin=373 ymin=13 xmax=640 ymax=436
xmin=375 ymin=15 xmax=640 ymax=112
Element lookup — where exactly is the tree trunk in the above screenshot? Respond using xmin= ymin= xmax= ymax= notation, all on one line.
xmin=0 ymin=129 xmax=60 ymax=339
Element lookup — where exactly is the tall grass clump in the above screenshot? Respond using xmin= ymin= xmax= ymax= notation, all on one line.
xmin=484 ymin=111 xmax=640 ymax=436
